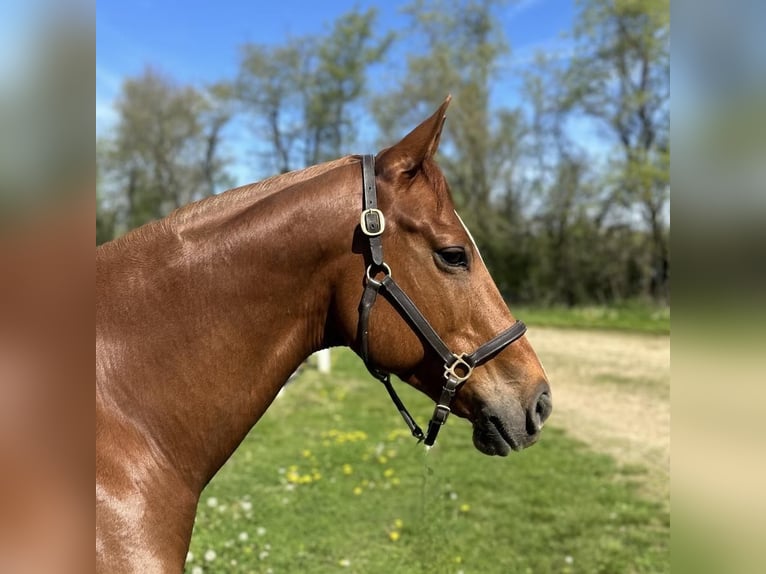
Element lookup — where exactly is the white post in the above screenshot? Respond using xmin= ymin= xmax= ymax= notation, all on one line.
xmin=316 ymin=349 xmax=331 ymax=374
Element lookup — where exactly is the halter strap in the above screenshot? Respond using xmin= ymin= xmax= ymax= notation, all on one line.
xmin=361 ymin=154 xmax=384 ymax=266
xmin=356 ymin=155 xmax=527 ymax=447
xmin=465 ymin=319 xmax=528 ymax=367
xmin=357 ymin=279 xmax=426 ymax=441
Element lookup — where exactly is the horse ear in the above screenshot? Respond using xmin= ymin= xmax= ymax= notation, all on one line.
xmin=376 ymin=95 xmax=451 ymax=179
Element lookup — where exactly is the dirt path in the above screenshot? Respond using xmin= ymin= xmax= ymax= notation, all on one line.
xmin=529 ymin=327 xmax=670 ymax=501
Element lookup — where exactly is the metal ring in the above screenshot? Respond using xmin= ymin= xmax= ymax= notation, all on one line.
xmin=365 ymin=263 xmax=392 ymax=286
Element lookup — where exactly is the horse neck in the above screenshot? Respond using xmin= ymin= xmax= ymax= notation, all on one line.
xmin=98 ymin=160 xmax=361 ymax=494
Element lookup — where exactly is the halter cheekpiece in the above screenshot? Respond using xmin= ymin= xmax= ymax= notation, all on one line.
xmin=356 ymin=155 xmax=528 ymax=447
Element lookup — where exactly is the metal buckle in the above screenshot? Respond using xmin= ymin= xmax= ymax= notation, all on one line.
xmin=432 ymin=403 xmax=451 ymax=424
xmin=360 ymin=209 xmax=385 ymax=237
xmin=444 ymin=354 xmax=473 ymax=383
xmin=365 ymin=263 xmax=391 ymax=287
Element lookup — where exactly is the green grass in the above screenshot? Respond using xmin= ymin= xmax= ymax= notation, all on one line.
xmin=514 ymin=302 xmax=670 ymax=334
xmin=185 ymin=350 xmax=669 ymax=574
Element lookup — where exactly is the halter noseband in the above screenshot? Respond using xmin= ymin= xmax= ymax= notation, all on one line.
xmin=356 ymin=155 xmax=527 ymax=447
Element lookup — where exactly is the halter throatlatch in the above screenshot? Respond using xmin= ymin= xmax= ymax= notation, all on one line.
xmin=356 ymin=155 xmax=528 ymax=447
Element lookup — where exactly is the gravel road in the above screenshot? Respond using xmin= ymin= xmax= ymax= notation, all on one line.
xmin=529 ymin=327 xmax=670 ymax=501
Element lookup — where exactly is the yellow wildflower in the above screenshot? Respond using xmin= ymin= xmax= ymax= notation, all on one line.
xmin=459 ymin=503 xmax=470 ymax=513
xmin=353 ymin=486 xmax=363 ymax=496
xmin=342 ymin=464 xmax=353 ymax=476
xmin=389 ymin=531 xmax=400 ymax=542
xmin=394 ymin=518 xmax=404 ymax=529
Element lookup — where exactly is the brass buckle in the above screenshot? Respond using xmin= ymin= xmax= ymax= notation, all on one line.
xmin=444 ymin=354 xmax=473 ymax=383
xmin=360 ymin=208 xmax=385 ymax=237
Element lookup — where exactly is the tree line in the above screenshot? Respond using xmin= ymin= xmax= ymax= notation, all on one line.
xmin=97 ymin=0 xmax=669 ymax=306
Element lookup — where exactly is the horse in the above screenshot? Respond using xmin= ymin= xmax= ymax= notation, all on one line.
xmin=96 ymin=97 xmax=552 ymax=573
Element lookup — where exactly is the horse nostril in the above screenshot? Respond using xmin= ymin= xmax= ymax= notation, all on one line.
xmin=536 ymin=392 xmax=552 ymax=423
xmin=526 ymin=388 xmax=553 ymax=435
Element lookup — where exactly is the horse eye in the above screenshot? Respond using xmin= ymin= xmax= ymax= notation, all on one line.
xmin=436 ymin=247 xmax=468 ymax=268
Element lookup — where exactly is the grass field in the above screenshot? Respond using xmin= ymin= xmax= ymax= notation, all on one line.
xmin=514 ymin=302 xmax=670 ymax=334
xmin=184 ymin=331 xmax=670 ymax=574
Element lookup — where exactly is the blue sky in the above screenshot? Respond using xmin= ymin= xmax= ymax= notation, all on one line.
xmin=97 ymin=0 xmax=579 ymax=183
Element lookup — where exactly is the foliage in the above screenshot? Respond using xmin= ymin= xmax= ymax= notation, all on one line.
xmin=96 ymin=0 xmax=670 ymax=307
xmin=184 ymin=349 xmax=669 ymax=573
xmin=373 ymin=0 xmax=520 ymax=278
xmin=97 ymin=69 xmax=234 ymax=240
xmin=512 ymin=0 xmax=670 ymax=304
xmin=562 ymin=0 xmax=670 ymax=300
xmin=236 ymin=8 xmax=392 ymax=173
xmin=368 ymin=0 xmax=669 ymax=306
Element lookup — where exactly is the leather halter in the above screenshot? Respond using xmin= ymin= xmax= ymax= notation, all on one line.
xmin=356 ymin=155 xmax=528 ymax=447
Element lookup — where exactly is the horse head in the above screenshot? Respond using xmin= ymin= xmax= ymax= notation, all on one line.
xmin=334 ymin=97 xmax=551 ymax=456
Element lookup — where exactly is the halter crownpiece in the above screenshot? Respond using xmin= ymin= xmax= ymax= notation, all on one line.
xmin=356 ymin=154 xmax=527 ymax=447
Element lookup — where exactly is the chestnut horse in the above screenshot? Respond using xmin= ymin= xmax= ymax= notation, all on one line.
xmin=96 ymin=98 xmax=551 ymax=573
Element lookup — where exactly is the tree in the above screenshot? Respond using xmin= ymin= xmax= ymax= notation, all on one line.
xmin=563 ymin=0 xmax=670 ymax=300
xmin=304 ymin=10 xmax=393 ymax=165
xmin=373 ymin=0 xmax=528 ymax=290
xmin=236 ymin=8 xmax=392 ymax=174
xmin=96 ymin=139 xmax=116 ymax=245
xmin=99 ymin=68 xmax=233 ymax=236
xmin=521 ymin=54 xmax=598 ymax=305
xmin=237 ymin=43 xmax=308 ymax=174
xmin=200 ymin=82 xmax=236 ymax=197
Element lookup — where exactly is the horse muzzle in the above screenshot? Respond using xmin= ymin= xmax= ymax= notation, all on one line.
xmin=471 ymin=381 xmax=552 ymax=456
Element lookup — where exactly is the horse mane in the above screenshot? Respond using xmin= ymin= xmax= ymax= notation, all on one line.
xmin=171 ymin=155 xmax=360 ymax=228
xmin=99 ymin=156 xmax=361 ymax=254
